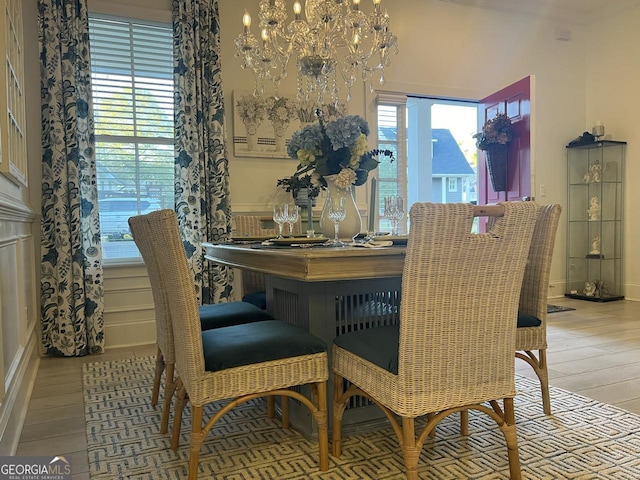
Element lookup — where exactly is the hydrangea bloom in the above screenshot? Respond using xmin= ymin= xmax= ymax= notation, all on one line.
xmin=278 ymin=112 xmax=393 ymax=198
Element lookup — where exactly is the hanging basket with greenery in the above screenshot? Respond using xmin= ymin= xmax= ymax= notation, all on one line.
xmin=473 ymin=113 xmax=513 ymax=192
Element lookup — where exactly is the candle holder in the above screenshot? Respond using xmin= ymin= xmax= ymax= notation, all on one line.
xmin=306 ymin=194 xmax=314 ymax=236
xmin=592 ymin=123 xmax=605 ymax=141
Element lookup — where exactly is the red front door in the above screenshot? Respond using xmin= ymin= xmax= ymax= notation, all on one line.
xmin=478 ymin=76 xmax=532 ymax=205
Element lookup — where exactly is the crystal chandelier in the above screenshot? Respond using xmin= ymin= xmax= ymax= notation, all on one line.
xmin=235 ymin=0 xmax=398 ymax=105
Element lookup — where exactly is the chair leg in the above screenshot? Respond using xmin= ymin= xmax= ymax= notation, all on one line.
xmin=160 ymin=363 xmax=175 ymax=434
xmin=332 ymin=373 xmax=346 ymax=457
xmin=188 ymin=405 xmax=204 ymax=480
xmin=459 ymin=410 xmax=469 ymax=436
xmin=171 ymin=381 xmax=187 ymax=450
xmin=151 ymin=346 xmax=164 ymax=407
xmin=538 ymin=349 xmax=551 ymax=415
xmin=426 ymin=412 xmax=436 ymax=438
xmin=315 ymin=381 xmax=329 ymax=471
xmin=281 ymin=396 xmax=290 ymax=429
xmin=401 ymin=417 xmax=420 ymax=480
xmin=517 ymin=349 xmax=552 ymax=415
xmin=502 ymin=398 xmax=522 ymax=480
xmin=267 ymin=396 xmax=275 ymax=418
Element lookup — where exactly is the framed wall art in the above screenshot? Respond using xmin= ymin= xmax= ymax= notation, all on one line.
xmin=232 ymin=90 xmax=345 ymax=159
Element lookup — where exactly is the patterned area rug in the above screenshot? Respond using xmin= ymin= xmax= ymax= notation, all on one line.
xmin=84 ymin=357 xmax=640 ymax=479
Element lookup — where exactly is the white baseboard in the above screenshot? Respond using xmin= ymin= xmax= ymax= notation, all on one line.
xmin=104 ymin=318 xmax=156 ymax=349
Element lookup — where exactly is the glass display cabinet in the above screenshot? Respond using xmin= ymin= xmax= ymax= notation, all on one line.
xmin=565 ymin=140 xmax=625 ymax=301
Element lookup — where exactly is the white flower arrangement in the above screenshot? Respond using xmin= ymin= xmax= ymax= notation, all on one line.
xmin=266 ymin=96 xmax=298 ymax=124
xmin=236 ymin=95 xmax=266 ymax=125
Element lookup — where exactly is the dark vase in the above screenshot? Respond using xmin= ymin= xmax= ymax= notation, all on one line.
xmin=485 ymin=144 xmax=509 ymax=192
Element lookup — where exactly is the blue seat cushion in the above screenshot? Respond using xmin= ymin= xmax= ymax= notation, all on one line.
xmin=333 ymin=325 xmax=400 ymax=374
xmin=199 ymin=302 xmax=273 ymax=331
xmin=517 ymin=311 xmax=542 ymax=328
xmin=242 ymin=291 xmax=267 ymax=310
xmin=202 ymin=320 xmax=326 ymax=371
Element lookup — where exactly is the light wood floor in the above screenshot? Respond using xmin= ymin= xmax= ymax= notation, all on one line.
xmin=16 ymin=297 xmax=640 ymax=479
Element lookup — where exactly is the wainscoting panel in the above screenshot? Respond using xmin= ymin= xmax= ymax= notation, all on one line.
xmin=103 ymin=264 xmax=157 ymax=348
xmin=18 ymin=235 xmax=38 ymax=343
xmin=0 ymin=239 xmax=20 ymax=387
xmin=0 ymin=204 xmax=40 ymax=455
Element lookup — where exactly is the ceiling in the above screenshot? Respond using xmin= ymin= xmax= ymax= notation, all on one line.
xmin=438 ymin=0 xmax=640 ymax=23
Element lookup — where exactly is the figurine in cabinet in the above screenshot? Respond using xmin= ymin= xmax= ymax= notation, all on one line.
xmin=583 ymin=160 xmax=603 ymax=183
xmin=588 ymin=196 xmax=600 ymax=221
xmin=589 ymin=235 xmax=601 ymax=255
xmin=583 ymin=281 xmax=596 ymax=296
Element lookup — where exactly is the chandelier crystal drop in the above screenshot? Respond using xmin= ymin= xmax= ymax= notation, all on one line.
xmin=235 ymin=0 xmax=398 ymax=105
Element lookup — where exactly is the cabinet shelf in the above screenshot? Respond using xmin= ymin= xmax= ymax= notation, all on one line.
xmin=565 ymin=293 xmax=624 ymax=302
xmin=565 ymin=140 xmax=625 ymax=302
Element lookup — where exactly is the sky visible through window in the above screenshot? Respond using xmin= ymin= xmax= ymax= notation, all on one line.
xmin=432 ymin=103 xmax=478 ymax=169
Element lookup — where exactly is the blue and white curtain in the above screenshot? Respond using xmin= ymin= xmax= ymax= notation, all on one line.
xmin=172 ymin=0 xmax=233 ymax=304
xmin=38 ymin=0 xmax=105 ymax=356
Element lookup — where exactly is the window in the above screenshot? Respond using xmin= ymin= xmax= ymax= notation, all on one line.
xmin=376 ymin=95 xmax=407 ymax=233
xmin=89 ymin=15 xmax=174 ymax=260
xmin=376 ymin=94 xmax=478 ymax=232
xmin=1 ymin=0 xmax=27 ymax=186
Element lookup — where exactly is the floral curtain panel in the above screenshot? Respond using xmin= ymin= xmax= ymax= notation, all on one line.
xmin=38 ymin=0 xmax=105 ymax=356
xmin=172 ymin=0 xmax=233 ymax=304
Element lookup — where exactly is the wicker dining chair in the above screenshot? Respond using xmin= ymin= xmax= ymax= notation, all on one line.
xmin=460 ymin=203 xmax=563 ymax=434
xmin=331 ymin=202 xmax=538 ymax=480
xmin=128 ymin=214 xmax=273 ymax=435
xmin=234 ymin=214 xmax=301 ymax=309
xmin=515 ymin=203 xmax=562 ymax=414
xmin=233 ymin=215 xmax=275 ymax=309
xmin=138 ymin=209 xmax=329 ymax=480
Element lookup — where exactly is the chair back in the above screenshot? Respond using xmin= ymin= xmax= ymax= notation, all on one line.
xmin=234 ymin=214 xmax=302 ymax=237
xmin=132 ymin=210 xmax=206 ymax=386
xmin=233 ymin=214 xmax=301 ymax=295
xmin=129 ymin=212 xmax=176 ymax=363
xmin=519 ymin=204 xmax=562 ymax=324
xmin=398 ymin=202 xmax=538 ymax=411
xmin=234 ymin=215 xmax=274 ymax=295
xmin=234 ymin=215 xmax=276 ymax=237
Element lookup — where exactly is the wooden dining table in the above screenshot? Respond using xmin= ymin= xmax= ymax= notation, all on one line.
xmin=202 ymin=240 xmax=407 ymax=437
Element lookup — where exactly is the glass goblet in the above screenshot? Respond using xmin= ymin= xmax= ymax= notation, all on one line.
xmin=273 ymin=203 xmax=288 ymax=239
xmin=286 ymin=204 xmax=299 ymax=237
xmin=327 ymin=197 xmax=347 ymax=246
xmin=384 ymin=195 xmax=405 ymax=236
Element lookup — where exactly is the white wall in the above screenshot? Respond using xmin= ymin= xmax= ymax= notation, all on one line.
xmin=585 ymin=4 xmax=640 ymax=299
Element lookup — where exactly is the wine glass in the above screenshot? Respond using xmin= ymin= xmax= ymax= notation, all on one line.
xmin=285 ymin=204 xmax=299 ymax=237
xmin=384 ymin=196 xmax=405 ymax=236
xmin=327 ymin=197 xmax=347 ymax=246
xmin=273 ymin=203 xmax=288 ymax=239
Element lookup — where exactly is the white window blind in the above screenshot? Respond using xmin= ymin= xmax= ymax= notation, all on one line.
xmin=376 ymin=93 xmax=407 ymax=233
xmin=89 ymin=15 xmax=174 ymax=260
